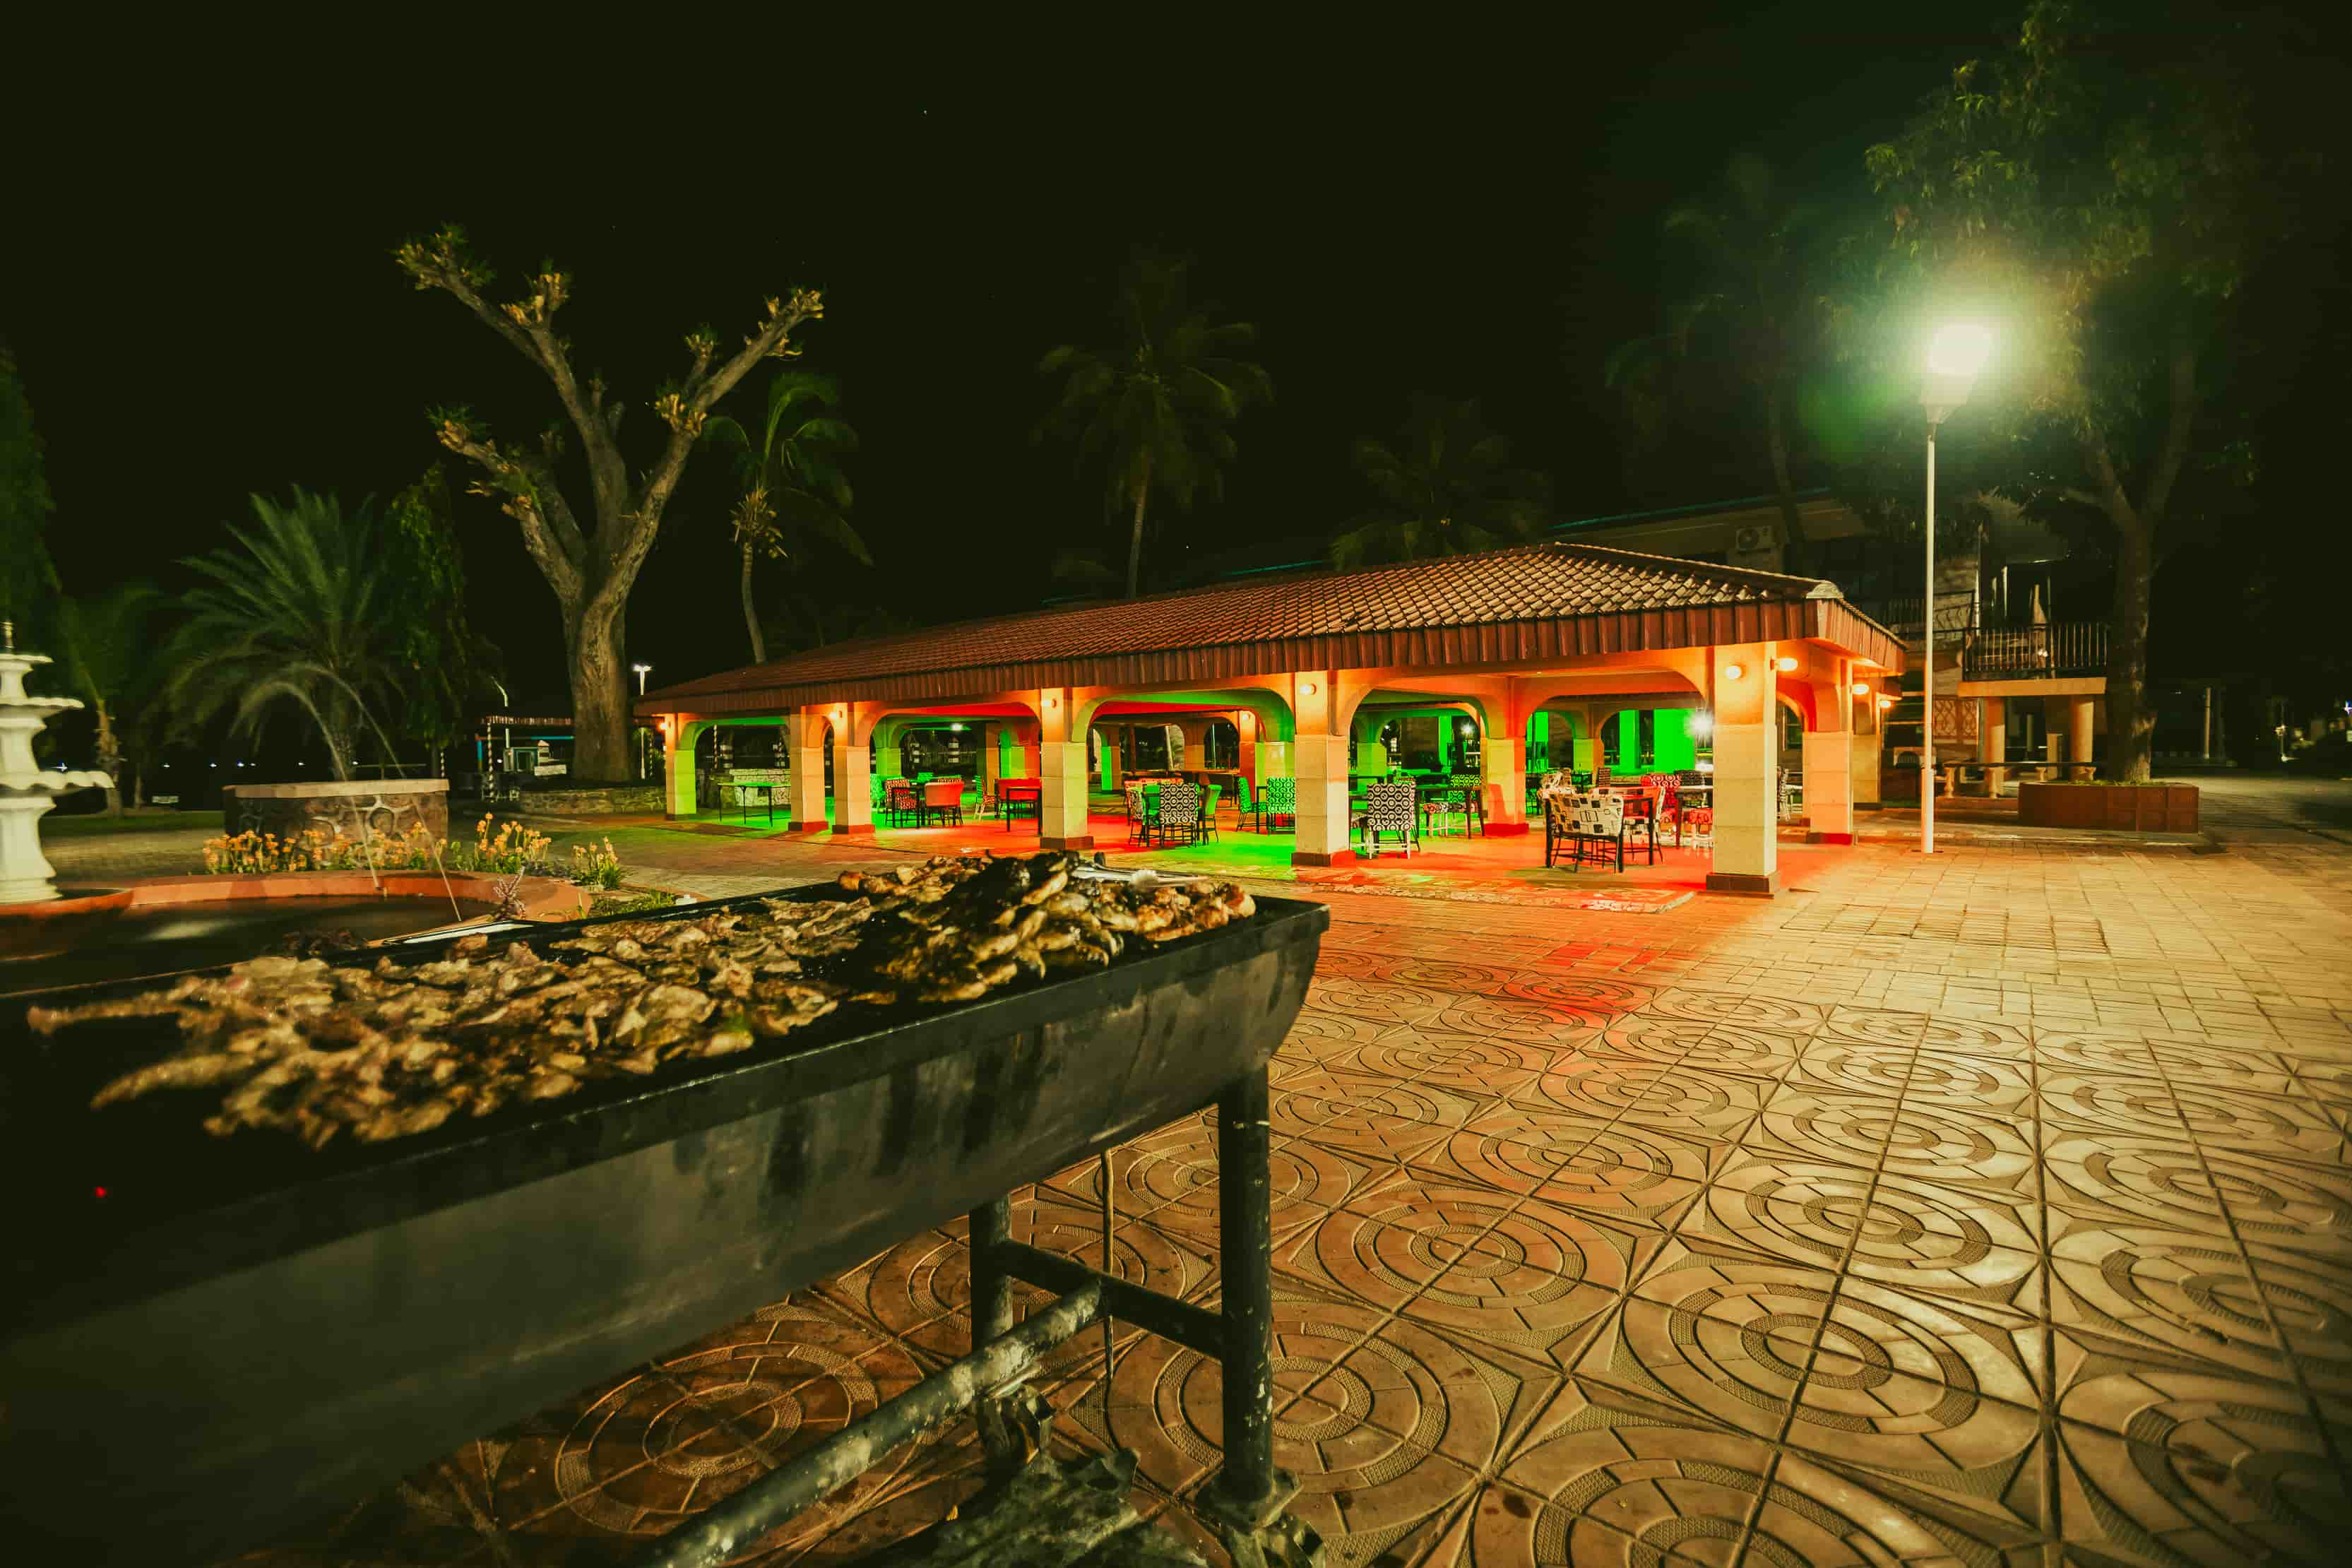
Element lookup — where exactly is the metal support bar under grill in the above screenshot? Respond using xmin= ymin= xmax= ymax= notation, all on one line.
xmin=626 ymin=1283 xmax=1105 ymax=1567
xmin=987 ymin=1239 xmax=1227 ymax=1360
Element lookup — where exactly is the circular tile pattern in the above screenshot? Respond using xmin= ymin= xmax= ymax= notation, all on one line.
xmin=1122 ymin=1305 xmax=1497 ymax=1522
xmin=1434 ymin=995 xmax=1600 ymax=1047
xmin=555 ymin=1304 xmax=904 ymax=1537
xmin=2043 ymin=1134 xmax=2352 ymax=1240
xmin=1707 ymin=1164 xmax=2035 ymax=1291
xmin=1271 ymin=1078 xmax=1463 ymax=1151
xmin=1499 ymin=973 xmax=1654 ymax=1025
xmin=2057 ymin=1383 xmax=2351 ymax=1564
xmin=2052 ymin=1231 xmax=2352 ymax=1379
xmin=1444 ymin=1120 xmax=1708 ymax=1221
xmin=1314 ymin=1188 xmax=1626 ymax=1332
xmin=1759 ymin=1097 xmax=2034 ymax=1186
xmin=1485 ymin=1420 xmax=1954 ymax=1567
xmin=1129 ymin=1137 xmax=1367 ymax=1236
xmin=2033 ymin=1030 xmax=2158 ymax=1076
xmin=1646 ymin=989 xmax=1825 ymax=1035
xmin=1600 ymin=1015 xmax=1804 ymax=1078
xmin=1536 ymin=1062 xmax=1750 ymax=1127
xmin=1332 ymin=1031 xmax=1548 ymax=1094
xmin=1790 ymin=1282 xmax=2041 ymax=1466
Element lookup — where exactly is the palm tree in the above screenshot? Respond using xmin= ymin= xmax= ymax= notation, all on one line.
xmin=1038 ymin=251 xmax=1273 ymax=598
xmin=54 ymin=581 xmax=160 ymax=814
xmin=1328 ymin=396 xmax=1552 ymax=570
xmin=707 ymin=371 xmax=869 ymax=663
xmin=1607 ymin=155 xmax=1830 ymax=550
xmin=165 ymin=489 xmax=401 ymax=780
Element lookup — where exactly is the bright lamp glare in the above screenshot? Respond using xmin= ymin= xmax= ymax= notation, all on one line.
xmin=1927 ymin=323 xmax=1993 ymax=379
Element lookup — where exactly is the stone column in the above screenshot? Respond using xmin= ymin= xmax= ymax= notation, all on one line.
xmin=663 ymin=719 xmax=709 ymax=818
xmin=830 ymin=727 xmax=872 ymax=836
xmin=2068 ymin=696 xmax=2096 ymax=780
xmin=1483 ymin=735 xmax=1526 ymax=834
xmin=980 ymin=723 xmax=1002 ymax=796
xmin=1852 ymin=685 xmax=1882 ymax=808
xmin=1291 ymin=733 xmax=1352 ymax=866
xmin=1980 ymin=696 xmax=2007 ymax=793
xmin=1039 ymin=740 xmax=1093 ymax=850
xmin=1804 ymin=677 xmax=1853 ymax=843
xmin=1180 ymin=719 xmax=1211 ymax=775
xmin=787 ymin=711 xmax=829 ymax=833
xmin=1706 ymin=647 xmax=1779 ymax=894
xmin=1352 ymin=715 xmax=1389 ymax=783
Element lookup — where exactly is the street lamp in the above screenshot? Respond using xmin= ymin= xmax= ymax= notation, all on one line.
xmin=631 ymin=664 xmax=654 ymax=782
xmin=1918 ymin=323 xmax=1992 ymax=855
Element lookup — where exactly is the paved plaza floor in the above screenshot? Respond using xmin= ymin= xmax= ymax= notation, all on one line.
xmin=47 ymin=783 xmax=2352 ymax=1564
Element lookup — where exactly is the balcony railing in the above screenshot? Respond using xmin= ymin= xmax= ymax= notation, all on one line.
xmin=1960 ymin=621 xmax=2108 ymax=679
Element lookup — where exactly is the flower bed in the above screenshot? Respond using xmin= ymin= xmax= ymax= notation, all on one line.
xmin=2017 ymin=781 xmax=2198 ymax=832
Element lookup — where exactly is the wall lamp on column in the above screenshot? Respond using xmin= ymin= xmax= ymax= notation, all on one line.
xmin=1774 ymin=655 xmax=1798 ymax=672
xmin=1043 ymin=695 xmax=1059 ymax=711
xmin=1877 ymin=696 xmax=1896 ymax=711
xmin=1723 ymin=663 xmax=1745 ymax=680
xmin=1300 ymin=681 xmax=1317 ymax=696
xmin=1853 ymin=681 xmax=1872 ymax=696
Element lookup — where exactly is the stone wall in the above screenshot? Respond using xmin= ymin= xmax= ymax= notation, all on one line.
xmin=518 ymin=783 xmax=665 ymax=816
xmin=224 ymin=781 xmax=449 ymax=842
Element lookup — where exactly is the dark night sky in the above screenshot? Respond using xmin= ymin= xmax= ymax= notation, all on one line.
xmin=6 ymin=5 xmax=2344 ymax=711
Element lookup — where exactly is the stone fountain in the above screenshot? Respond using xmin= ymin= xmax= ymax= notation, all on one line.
xmin=0 ymin=623 xmax=112 ymax=903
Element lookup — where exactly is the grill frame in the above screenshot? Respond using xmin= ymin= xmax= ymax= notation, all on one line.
xmin=0 ymin=878 xmax=1327 ymax=1563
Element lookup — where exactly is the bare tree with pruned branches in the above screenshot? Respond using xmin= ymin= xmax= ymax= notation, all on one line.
xmin=396 ymin=225 xmax=821 ymax=781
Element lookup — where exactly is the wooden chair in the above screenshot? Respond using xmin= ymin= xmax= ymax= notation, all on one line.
xmin=919 ymin=777 xmax=963 ymax=826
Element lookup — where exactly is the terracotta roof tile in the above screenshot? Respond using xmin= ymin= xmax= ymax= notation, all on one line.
xmin=646 ymin=541 xmax=1896 ymax=711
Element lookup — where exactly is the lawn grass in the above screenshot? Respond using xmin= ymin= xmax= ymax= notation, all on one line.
xmin=44 ymin=809 xmax=224 ymax=837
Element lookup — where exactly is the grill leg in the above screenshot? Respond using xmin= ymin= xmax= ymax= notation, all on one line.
xmin=1203 ymin=1065 xmax=1321 ymax=1563
xmin=970 ymin=1195 xmax=1023 ymax=1479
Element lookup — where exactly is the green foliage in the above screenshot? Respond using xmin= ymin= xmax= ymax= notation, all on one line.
xmin=1037 ymin=250 xmax=1273 ymax=597
xmin=1329 ymin=397 xmax=1551 ymax=571
xmin=759 ymin=591 xmax=916 ymax=655
xmin=384 ymin=465 xmax=503 ymax=747
xmin=165 ymin=489 xmax=405 ymax=779
xmin=705 ymin=370 xmax=870 ymax=660
xmin=0 ymin=346 xmax=61 ymax=641
xmin=54 ymin=581 xmax=162 ymax=805
xmin=1606 ymin=156 xmax=1837 ymax=527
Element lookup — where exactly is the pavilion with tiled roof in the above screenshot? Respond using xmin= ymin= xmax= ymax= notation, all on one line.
xmin=638 ymin=542 xmax=1902 ymax=894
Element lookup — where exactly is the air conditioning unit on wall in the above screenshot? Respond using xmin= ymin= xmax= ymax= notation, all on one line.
xmin=1733 ymin=525 xmax=1774 ymax=554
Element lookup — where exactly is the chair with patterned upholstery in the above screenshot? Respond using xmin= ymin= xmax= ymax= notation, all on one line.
xmin=1247 ymin=775 xmax=1297 ymax=833
xmin=1358 ymin=778 xmax=1418 ymax=857
xmin=1155 ymin=781 xmax=1203 ymax=847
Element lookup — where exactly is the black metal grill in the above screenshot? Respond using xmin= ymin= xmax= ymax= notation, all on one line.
xmin=0 ymin=879 xmax=1328 ymax=1564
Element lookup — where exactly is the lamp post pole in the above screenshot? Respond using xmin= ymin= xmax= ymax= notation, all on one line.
xmin=632 ymin=663 xmax=653 ymax=782
xmin=1922 ymin=420 xmax=1939 ymax=856
xmin=1918 ymin=322 xmax=1991 ymax=860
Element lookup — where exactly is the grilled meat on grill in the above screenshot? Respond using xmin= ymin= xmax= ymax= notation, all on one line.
xmin=27 ymin=853 xmax=1254 ymax=1151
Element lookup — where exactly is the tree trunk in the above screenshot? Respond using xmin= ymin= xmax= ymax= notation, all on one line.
xmin=95 ymin=700 xmax=122 ymax=815
xmin=740 ymin=543 xmax=766 ymax=665
xmin=2100 ymin=516 xmax=2156 ymax=782
xmin=567 ymin=598 xmax=634 ymax=784
xmin=1125 ymin=457 xmax=1152 ymax=599
xmin=1764 ymin=384 xmax=1801 ymax=559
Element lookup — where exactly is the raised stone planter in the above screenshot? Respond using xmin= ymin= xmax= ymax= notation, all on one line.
xmin=516 ymin=783 xmax=664 ymax=815
xmin=2018 ymin=781 xmax=2199 ymax=833
xmin=222 ymin=779 xmax=449 ymax=842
